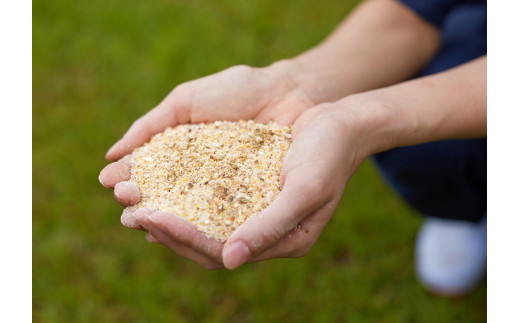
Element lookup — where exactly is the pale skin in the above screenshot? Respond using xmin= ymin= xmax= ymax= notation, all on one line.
xmin=99 ymin=0 xmax=486 ymax=269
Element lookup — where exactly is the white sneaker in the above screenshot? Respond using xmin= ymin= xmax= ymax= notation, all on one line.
xmin=415 ymin=216 xmax=487 ymax=296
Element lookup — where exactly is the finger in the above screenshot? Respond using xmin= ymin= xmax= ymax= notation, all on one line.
xmin=143 ymin=224 xmax=223 ymax=270
xmin=99 ymin=155 xmax=132 ymax=188
xmin=134 ymin=209 xmax=224 ymax=263
xmin=222 ymin=115 xmax=347 ymax=269
xmin=221 ymin=173 xmax=331 ymax=269
xmin=247 ymin=222 xmax=311 ymax=262
xmin=249 ymin=203 xmax=335 ymax=263
xmin=121 ymin=208 xmax=146 ymax=231
xmin=114 ymin=181 xmax=141 ymax=206
xmin=106 ymin=90 xmax=191 ymax=161
xmin=105 ymin=106 xmax=174 ymax=161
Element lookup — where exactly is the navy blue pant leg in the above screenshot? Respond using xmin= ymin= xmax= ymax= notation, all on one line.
xmin=372 ymin=139 xmax=486 ymax=222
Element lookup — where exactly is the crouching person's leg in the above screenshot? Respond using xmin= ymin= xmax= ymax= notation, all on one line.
xmin=373 ymin=139 xmax=487 ymax=296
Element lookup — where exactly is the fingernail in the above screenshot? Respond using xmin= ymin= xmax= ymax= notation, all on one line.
xmin=121 ymin=208 xmax=138 ymax=228
xmin=98 ymin=174 xmax=106 ymax=187
xmin=114 ymin=181 xmax=141 ymax=205
xmin=222 ymin=240 xmax=251 ymax=270
xmin=122 ymin=208 xmax=133 ymax=217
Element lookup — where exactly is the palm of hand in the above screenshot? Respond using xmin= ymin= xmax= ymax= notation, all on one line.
xmin=99 ymin=64 xmax=361 ymax=270
xmin=100 ymin=64 xmax=321 ymax=269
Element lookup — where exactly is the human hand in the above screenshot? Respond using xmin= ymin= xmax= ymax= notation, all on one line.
xmin=101 ymin=61 xmax=317 ymax=228
xmin=218 ymin=55 xmax=490 ymax=268
xmin=105 ymin=54 xmax=487 ymax=269
xmin=220 ymin=56 xmax=490 ymax=268
xmin=218 ymin=102 xmax=371 ymax=268
xmin=99 ymin=61 xmax=319 ymax=268
xmin=105 ymin=61 xmax=315 ymax=162
xmin=99 ymin=97 xmax=367 ymax=269
xmin=121 ymin=100 xmax=373 ymax=269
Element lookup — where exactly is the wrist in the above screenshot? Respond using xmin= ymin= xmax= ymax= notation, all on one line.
xmin=264 ymin=58 xmax=326 ymax=106
xmin=267 ymin=53 xmax=375 ymax=105
xmin=333 ymin=93 xmax=417 ymax=157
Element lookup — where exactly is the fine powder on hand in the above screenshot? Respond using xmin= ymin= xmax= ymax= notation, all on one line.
xmin=127 ymin=120 xmax=291 ymax=242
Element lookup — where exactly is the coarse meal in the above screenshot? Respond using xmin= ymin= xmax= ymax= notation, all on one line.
xmin=127 ymin=120 xmax=292 ymax=242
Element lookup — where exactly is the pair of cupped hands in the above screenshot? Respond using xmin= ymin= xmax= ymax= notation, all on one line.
xmin=99 ymin=61 xmax=373 ymax=270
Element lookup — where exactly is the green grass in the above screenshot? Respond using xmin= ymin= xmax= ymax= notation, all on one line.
xmin=33 ymin=0 xmax=486 ymax=321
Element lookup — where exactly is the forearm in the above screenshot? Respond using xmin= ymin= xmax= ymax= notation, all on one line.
xmin=272 ymin=0 xmax=440 ymax=104
xmin=344 ymin=56 xmax=487 ymax=157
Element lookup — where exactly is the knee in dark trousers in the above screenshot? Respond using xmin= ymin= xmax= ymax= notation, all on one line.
xmin=372 ymin=139 xmax=486 ymax=222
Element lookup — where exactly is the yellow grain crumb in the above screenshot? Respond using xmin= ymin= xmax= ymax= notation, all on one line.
xmin=127 ymin=120 xmax=291 ymax=242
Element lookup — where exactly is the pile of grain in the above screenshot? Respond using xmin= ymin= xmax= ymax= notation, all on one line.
xmin=128 ymin=120 xmax=291 ymax=242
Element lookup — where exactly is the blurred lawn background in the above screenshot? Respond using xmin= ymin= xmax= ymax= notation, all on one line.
xmin=33 ymin=0 xmax=486 ymax=321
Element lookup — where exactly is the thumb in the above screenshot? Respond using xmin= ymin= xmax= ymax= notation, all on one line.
xmin=105 ymin=90 xmax=191 ymax=161
xmin=221 ymin=173 xmax=329 ymax=269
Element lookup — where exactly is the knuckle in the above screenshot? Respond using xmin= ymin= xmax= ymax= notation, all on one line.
xmin=227 ymin=65 xmax=256 ymax=82
xmin=229 ymin=64 xmax=253 ymax=74
xmin=173 ymin=82 xmax=190 ymax=96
